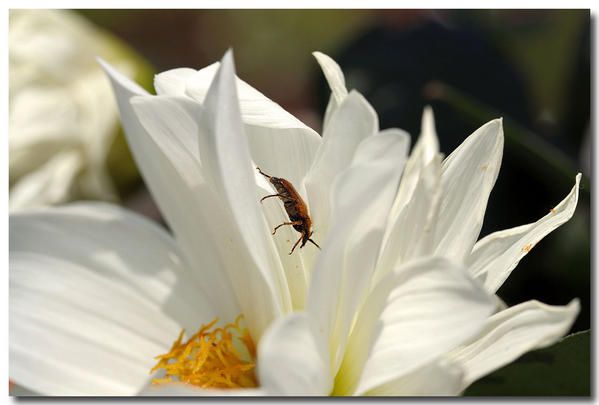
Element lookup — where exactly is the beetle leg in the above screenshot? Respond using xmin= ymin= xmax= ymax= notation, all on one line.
xmin=289 ymin=235 xmax=303 ymax=255
xmin=307 ymin=238 xmax=321 ymax=250
xmin=260 ymin=194 xmax=286 ymax=203
xmin=272 ymin=221 xmax=302 ymax=235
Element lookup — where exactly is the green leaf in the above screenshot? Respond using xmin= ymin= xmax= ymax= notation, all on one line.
xmin=464 ymin=330 xmax=590 ymax=396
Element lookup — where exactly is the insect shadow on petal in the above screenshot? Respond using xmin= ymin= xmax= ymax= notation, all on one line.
xmin=256 ymin=167 xmax=321 ymax=255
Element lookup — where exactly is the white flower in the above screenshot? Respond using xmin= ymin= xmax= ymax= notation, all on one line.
xmin=9 ymin=50 xmax=580 ymax=396
xmin=255 ymin=54 xmax=581 ymax=396
xmin=9 ymin=9 xmax=147 ymax=209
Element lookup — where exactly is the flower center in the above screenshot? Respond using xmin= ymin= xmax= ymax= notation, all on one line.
xmin=150 ymin=315 xmax=257 ymax=389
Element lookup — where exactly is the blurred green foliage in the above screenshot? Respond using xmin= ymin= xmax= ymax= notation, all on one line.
xmin=457 ymin=10 xmax=586 ymax=123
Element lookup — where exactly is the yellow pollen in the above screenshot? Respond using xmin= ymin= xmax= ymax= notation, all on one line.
xmin=150 ymin=315 xmax=257 ymax=389
xmin=522 ymin=243 xmax=533 ymax=253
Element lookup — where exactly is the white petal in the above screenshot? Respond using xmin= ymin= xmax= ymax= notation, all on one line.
xmin=433 ymin=119 xmax=504 ymax=261
xmin=335 ymin=257 xmax=494 ymax=396
xmin=303 ymin=91 xmax=379 ymax=242
xmin=308 ymin=129 xmax=409 ymax=374
xmin=468 ymin=174 xmax=581 ymax=293
xmin=376 ymin=154 xmax=442 ymax=283
xmin=376 ymin=108 xmax=442 ymax=283
xmin=388 ymin=106 xmax=440 ymax=222
xmin=195 ymin=51 xmax=291 ymax=333
xmin=313 ymin=51 xmax=347 ymax=106
xmin=10 ymin=203 xmax=216 ymax=395
xmin=141 ymin=383 xmax=265 ymax=396
xmin=99 ymin=59 xmax=241 ymax=324
xmin=245 ymin=125 xmax=320 ymax=197
xmin=186 ymin=62 xmax=312 ymax=130
xmin=364 ymin=360 xmax=464 ymax=396
xmin=448 ymin=299 xmax=580 ymax=389
xmin=313 ymin=51 xmax=348 ymax=130
xmin=154 ymin=68 xmax=197 ymax=96
xmin=185 ymin=61 xmax=321 ymax=191
xmin=258 ymin=313 xmax=331 ymax=395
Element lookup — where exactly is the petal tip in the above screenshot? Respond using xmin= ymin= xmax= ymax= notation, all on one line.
xmin=568 ymin=298 xmax=581 ymax=313
xmin=96 ymin=56 xmax=115 ymax=76
xmin=312 ymin=50 xmax=329 ymax=61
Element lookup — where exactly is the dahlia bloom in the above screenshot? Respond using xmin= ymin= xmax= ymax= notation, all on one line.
xmin=9 ymin=50 xmax=580 ymax=396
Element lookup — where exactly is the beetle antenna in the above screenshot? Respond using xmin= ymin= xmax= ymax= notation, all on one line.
xmin=256 ymin=166 xmax=272 ymax=179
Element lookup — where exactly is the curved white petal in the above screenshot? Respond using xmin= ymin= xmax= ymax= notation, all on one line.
xmin=364 ymin=360 xmax=464 ymax=396
xmin=154 ymin=68 xmax=197 ymax=96
xmin=184 ymin=61 xmax=321 ymax=192
xmin=258 ymin=313 xmax=331 ymax=396
xmin=10 ymin=203 xmax=216 ymax=395
xmin=313 ymin=51 xmax=348 ymax=130
xmin=195 ymin=50 xmax=291 ymax=333
xmin=308 ymin=129 xmax=409 ymax=374
xmin=447 ymin=299 xmax=580 ymax=389
xmin=99 ymin=59 xmax=241 ymax=324
xmin=335 ymin=257 xmax=494 ymax=396
xmin=433 ymin=119 xmax=504 ymax=261
xmin=468 ymin=174 xmax=581 ymax=293
xmin=313 ymin=51 xmax=347 ymax=106
xmin=303 ymin=91 xmax=379 ymax=242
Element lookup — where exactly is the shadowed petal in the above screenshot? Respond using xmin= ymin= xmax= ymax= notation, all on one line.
xmin=447 ymin=299 xmax=580 ymax=389
xmin=303 ymin=91 xmax=379 ymax=242
xmin=364 ymin=360 xmax=464 ymax=396
xmin=336 ymin=257 xmax=494 ymax=396
xmin=308 ymin=129 xmax=410 ymax=375
xmin=258 ymin=313 xmax=331 ymax=395
xmin=184 ymin=61 xmax=321 ymax=192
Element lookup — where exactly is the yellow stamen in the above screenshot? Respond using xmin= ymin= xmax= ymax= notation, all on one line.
xmin=151 ymin=315 xmax=257 ymax=389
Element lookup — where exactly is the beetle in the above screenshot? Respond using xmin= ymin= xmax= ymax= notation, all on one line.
xmin=256 ymin=167 xmax=320 ymax=255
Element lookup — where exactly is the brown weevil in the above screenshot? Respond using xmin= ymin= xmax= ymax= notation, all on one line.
xmin=257 ymin=167 xmax=321 ymax=255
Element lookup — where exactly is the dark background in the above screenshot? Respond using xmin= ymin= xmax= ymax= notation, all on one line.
xmin=81 ymin=9 xmax=591 ymax=333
